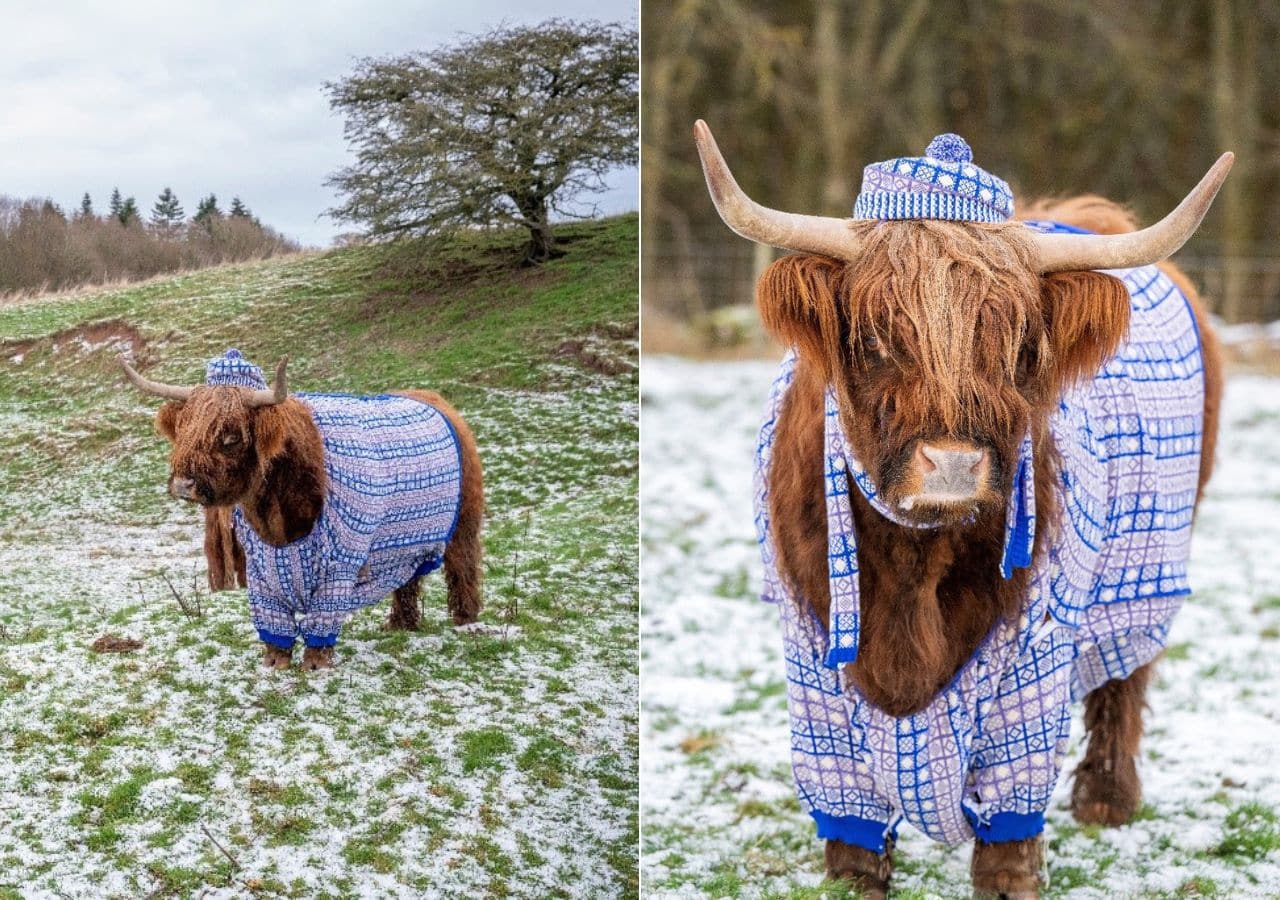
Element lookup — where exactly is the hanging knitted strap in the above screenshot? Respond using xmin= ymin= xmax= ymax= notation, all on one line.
xmin=1001 ymin=432 xmax=1036 ymax=579
xmin=822 ymin=386 xmax=1036 ymax=668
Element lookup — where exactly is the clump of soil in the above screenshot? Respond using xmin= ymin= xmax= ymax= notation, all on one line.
xmin=554 ymin=338 xmax=633 ymax=376
xmin=91 ymin=633 xmax=143 ymax=653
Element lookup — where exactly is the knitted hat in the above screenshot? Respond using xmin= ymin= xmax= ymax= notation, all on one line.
xmin=853 ymin=133 xmax=1014 ymax=223
xmin=205 ymin=349 xmax=268 ymax=389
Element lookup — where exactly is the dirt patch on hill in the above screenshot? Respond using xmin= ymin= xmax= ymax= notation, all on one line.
xmin=3 ymin=318 xmax=148 ymax=364
xmin=555 ymin=338 xmax=633 ymax=376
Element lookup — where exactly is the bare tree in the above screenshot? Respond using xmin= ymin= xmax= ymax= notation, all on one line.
xmin=326 ymin=19 xmax=638 ymax=264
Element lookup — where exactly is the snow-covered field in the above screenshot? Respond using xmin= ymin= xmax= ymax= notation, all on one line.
xmin=641 ymin=355 xmax=1280 ymax=898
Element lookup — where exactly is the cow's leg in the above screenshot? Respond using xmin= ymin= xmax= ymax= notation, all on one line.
xmin=825 ymin=837 xmax=893 ymax=900
xmin=971 ymin=836 xmax=1043 ymax=899
xmin=301 ymin=645 xmax=335 ymax=671
xmin=1071 ymin=662 xmax=1153 ymax=826
xmin=386 ymin=579 xmax=422 ymax=631
xmin=444 ymin=487 xmax=483 ymax=627
xmin=262 ymin=643 xmax=292 ymax=670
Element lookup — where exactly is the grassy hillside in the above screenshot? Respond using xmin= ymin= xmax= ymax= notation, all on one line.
xmin=0 ymin=216 xmax=638 ymax=898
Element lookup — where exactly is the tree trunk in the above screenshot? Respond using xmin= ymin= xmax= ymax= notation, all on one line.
xmin=1212 ymin=0 xmax=1248 ymax=321
xmin=519 ymin=196 xmax=558 ymax=266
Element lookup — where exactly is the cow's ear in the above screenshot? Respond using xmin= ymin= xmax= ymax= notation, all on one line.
xmin=1039 ymin=270 xmax=1131 ymax=396
xmin=252 ymin=402 xmax=306 ymax=464
xmin=155 ymin=402 xmax=182 ymax=443
xmin=756 ymin=254 xmax=845 ymax=373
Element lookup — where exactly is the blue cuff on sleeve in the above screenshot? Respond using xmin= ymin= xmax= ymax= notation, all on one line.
xmin=303 ymin=633 xmax=339 ymax=649
xmin=811 ymin=811 xmax=895 ymax=854
xmin=257 ymin=629 xmax=296 ymax=649
xmin=965 ymin=808 xmax=1045 ymax=843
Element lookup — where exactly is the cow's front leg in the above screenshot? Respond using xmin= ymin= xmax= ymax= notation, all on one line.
xmin=825 ymin=837 xmax=893 ymax=899
xmin=1071 ymin=662 xmax=1153 ymax=826
xmin=301 ymin=645 xmax=335 ymax=671
xmin=262 ymin=643 xmax=293 ymax=670
xmin=971 ymin=836 xmax=1043 ymax=899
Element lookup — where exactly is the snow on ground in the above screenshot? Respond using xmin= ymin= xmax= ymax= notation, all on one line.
xmin=641 ymin=355 xmax=1280 ymax=898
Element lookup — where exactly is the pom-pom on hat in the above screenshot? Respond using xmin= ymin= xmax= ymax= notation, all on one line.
xmin=853 ymin=133 xmax=1014 ymax=223
xmin=205 ymin=348 xmax=268 ymax=389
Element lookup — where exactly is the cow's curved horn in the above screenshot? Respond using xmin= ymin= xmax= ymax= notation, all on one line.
xmin=247 ymin=356 xmax=289 ymax=407
xmin=694 ymin=120 xmax=864 ymax=260
xmin=119 ymin=357 xmax=195 ymax=402
xmin=1031 ymin=152 xmax=1234 ymax=272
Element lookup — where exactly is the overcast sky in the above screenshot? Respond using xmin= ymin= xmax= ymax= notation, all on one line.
xmin=0 ymin=0 xmax=638 ymax=247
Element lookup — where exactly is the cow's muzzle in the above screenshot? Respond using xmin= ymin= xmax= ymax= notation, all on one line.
xmin=900 ymin=442 xmax=991 ymax=509
xmin=169 ymin=476 xmax=202 ymax=504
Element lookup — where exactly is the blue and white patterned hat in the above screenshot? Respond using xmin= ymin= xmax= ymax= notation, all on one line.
xmin=205 ymin=348 xmax=268 ymax=389
xmin=852 ymin=133 xmax=1014 ymax=223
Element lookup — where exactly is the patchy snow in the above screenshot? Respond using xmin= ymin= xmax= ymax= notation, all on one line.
xmin=641 ymin=355 xmax=1280 ymax=897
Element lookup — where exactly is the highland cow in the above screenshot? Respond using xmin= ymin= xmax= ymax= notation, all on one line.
xmin=694 ymin=121 xmax=1229 ymax=897
xmin=122 ymin=349 xmax=484 ymax=671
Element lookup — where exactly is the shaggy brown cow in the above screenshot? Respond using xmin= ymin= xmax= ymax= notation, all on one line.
xmin=694 ymin=121 xmax=1228 ymax=898
xmin=123 ymin=353 xmax=484 ymax=670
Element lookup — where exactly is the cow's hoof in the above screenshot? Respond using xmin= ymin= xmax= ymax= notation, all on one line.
xmin=824 ymin=837 xmax=892 ymax=899
xmin=1071 ymin=755 xmax=1140 ymax=826
xmin=262 ymin=645 xmax=292 ymax=670
xmin=301 ymin=646 xmax=335 ymax=671
xmin=971 ymin=837 xmax=1043 ymax=900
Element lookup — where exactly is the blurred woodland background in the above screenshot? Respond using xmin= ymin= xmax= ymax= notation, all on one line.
xmin=642 ymin=0 xmax=1280 ymax=333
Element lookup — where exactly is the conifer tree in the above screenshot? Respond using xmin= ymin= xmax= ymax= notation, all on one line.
xmin=150 ymin=187 xmax=184 ymax=230
xmin=108 ymin=187 xmax=123 ymax=221
xmin=193 ymin=194 xmax=221 ymax=223
xmin=229 ymin=196 xmax=251 ymax=219
xmin=118 ymin=196 xmax=140 ymax=226
xmin=77 ymin=193 xmax=94 ymax=221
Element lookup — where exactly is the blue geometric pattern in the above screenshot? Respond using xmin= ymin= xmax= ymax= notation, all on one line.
xmin=853 ymin=133 xmax=1014 ymax=223
xmin=754 ymin=224 xmax=1205 ymax=848
xmin=204 ymin=352 xmax=464 ymax=650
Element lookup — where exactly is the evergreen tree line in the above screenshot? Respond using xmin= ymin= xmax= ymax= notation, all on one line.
xmin=0 ymin=188 xmax=298 ymax=296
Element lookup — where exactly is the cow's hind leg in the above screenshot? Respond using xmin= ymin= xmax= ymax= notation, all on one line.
xmin=386 ymin=579 xmax=423 ymax=631
xmin=1071 ymin=662 xmax=1153 ymax=826
xmin=444 ymin=510 xmax=482 ymax=625
xmin=825 ymin=837 xmax=893 ymax=900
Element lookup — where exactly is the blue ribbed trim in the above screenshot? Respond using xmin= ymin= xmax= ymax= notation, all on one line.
xmin=965 ymin=808 xmax=1045 ymax=843
xmin=414 ymin=554 xmax=444 ymax=578
xmin=303 ymin=633 xmax=339 ymax=649
xmin=853 ymin=191 xmax=1008 ymax=223
xmin=258 ymin=629 xmax=296 ymax=649
xmin=811 ymin=811 xmax=895 ymax=854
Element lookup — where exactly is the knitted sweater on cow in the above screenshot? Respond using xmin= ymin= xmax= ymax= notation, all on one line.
xmin=231 ymin=392 xmax=463 ymax=650
xmin=755 ymin=223 xmax=1206 ymax=850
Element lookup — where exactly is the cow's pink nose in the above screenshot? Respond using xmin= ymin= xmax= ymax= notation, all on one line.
xmin=913 ymin=443 xmax=989 ymax=498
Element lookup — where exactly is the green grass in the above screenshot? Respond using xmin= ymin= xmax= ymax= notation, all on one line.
xmin=0 ymin=216 xmax=638 ymax=898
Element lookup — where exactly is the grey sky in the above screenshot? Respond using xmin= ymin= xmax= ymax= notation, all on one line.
xmin=0 ymin=0 xmax=638 ymax=247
